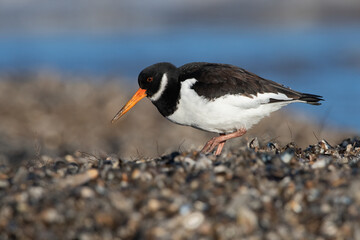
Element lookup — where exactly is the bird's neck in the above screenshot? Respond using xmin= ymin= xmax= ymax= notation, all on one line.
xmin=151 ymin=80 xmax=181 ymax=117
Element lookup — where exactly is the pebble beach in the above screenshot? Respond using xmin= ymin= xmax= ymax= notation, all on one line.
xmin=1 ymin=137 xmax=360 ymax=239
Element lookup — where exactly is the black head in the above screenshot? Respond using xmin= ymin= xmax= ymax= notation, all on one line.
xmin=138 ymin=62 xmax=178 ymax=99
xmin=111 ymin=62 xmax=180 ymax=123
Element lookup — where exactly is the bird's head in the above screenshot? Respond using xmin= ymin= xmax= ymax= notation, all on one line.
xmin=111 ymin=62 xmax=177 ymax=123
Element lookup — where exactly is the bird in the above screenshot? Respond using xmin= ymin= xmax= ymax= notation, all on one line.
xmin=111 ymin=62 xmax=323 ymax=155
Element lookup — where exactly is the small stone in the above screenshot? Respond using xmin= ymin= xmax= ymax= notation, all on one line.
xmin=17 ymin=202 xmax=29 ymax=213
xmin=215 ymin=175 xmax=226 ymax=184
xmin=214 ymin=165 xmax=228 ymax=174
xmin=65 ymin=154 xmax=76 ymax=163
xmin=12 ymin=167 xmax=28 ymax=184
xmin=321 ymin=219 xmax=338 ymax=237
xmin=312 ymin=158 xmax=330 ymax=169
xmin=41 ymin=208 xmax=63 ymax=223
xmin=179 ymin=204 xmax=191 ymax=215
xmin=198 ymin=221 xmax=212 ymax=235
xmin=280 ymin=149 xmax=294 ymax=164
xmin=149 ymin=227 xmax=167 ymax=239
xmin=131 ymin=169 xmax=141 ymax=180
xmin=183 ymin=212 xmax=204 ymax=230
xmin=140 ymin=171 xmax=153 ymax=181
xmin=194 ymin=155 xmax=212 ymax=170
xmin=183 ymin=157 xmax=196 ymax=169
xmin=0 ymin=180 xmax=9 ymax=189
xmin=95 ymin=213 xmax=114 ymax=227
xmin=261 ymin=154 xmax=272 ymax=164
xmin=28 ymin=186 xmax=44 ymax=201
xmin=194 ymin=201 xmax=207 ymax=211
xmin=289 ymin=200 xmax=302 ymax=213
xmin=80 ymin=187 xmax=95 ymax=198
xmin=320 ymin=203 xmax=331 ymax=214
xmin=67 ymin=162 xmax=79 ymax=174
xmin=58 ymin=169 xmax=99 ymax=189
xmin=148 ymin=199 xmax=161 ymax=212
xmin=306 ymin=188 xmax=320 ymax=202
xmin=237 ymin=207 xmax=258 ymax=234
xmin=109 ymin=192 xmax=133 ymax=212
xmin=15 ymin=192 xmax=28 ymax=203
xmin=346 ymin=144 xmax=353 ymax=153
xmin=190 ymin=180 xmax=199 ymax=189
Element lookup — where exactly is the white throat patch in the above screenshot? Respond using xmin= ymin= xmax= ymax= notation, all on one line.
xmin=150 ymin=73 xmax=168 ymax=102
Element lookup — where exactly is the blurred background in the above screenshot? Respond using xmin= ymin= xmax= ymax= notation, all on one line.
xmin=0 ymin=0 xmax=359 ymax=160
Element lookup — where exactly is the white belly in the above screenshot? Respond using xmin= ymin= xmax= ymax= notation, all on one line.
xmin=167 ymin=78 xmax=293 ymax=133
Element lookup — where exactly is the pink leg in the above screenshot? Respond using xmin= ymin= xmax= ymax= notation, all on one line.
xmin=215 ymin=141 xmax=226 ymax=155
xmin=214 ymin=133 xmax=226 ymax=155
xmin=201 ymin=128 xmax=247 ymax=155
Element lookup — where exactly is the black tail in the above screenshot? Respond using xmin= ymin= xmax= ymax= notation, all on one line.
xmin=299 ymin=93 xmax=324 ymax=105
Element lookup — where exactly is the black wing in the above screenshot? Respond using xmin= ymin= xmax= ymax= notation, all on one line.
xmin=178 ymin=62 xmax=323 ymax=104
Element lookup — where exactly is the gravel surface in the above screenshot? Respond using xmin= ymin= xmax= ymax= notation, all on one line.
xmin=1 ymin=137 xmax=359 ymax=240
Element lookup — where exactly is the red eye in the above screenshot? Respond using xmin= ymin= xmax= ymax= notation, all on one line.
xmin=147 ymin=77 xmax=153 ymax=83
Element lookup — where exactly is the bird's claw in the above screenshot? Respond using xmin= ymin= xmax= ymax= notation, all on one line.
xmin=200 ymin=137 xmax=224 ymax=155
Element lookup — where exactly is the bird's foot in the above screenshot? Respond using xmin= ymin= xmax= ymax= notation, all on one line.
xmin=200 ymin=128 xmax=247 ymax=156
xmin=200 ymin=137 xmax=226 ymax=155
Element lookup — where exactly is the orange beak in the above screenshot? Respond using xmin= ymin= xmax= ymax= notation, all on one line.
xmin=111 ymin=88 xmax=147 ymax=123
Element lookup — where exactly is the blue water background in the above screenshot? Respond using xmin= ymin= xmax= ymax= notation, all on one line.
xmin=0 ymin=26 xmax=359 ymax=131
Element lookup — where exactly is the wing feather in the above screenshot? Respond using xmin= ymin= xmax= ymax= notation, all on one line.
xmin=178 ymin=62 xmax=302 ymax=100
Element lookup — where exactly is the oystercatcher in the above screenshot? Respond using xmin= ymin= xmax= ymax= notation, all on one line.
xmin=112 ymin=62 xmax=323 ymax=155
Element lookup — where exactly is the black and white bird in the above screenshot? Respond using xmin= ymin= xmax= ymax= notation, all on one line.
xmin=112 ymin=62 xmax=323 ymax=155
